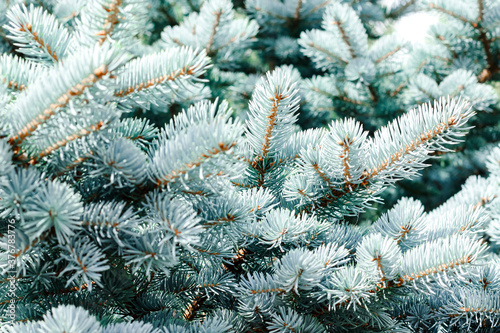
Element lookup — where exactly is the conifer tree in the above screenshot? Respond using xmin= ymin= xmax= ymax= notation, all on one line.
xmin=0 ymin=0 xmax=499 ymax=332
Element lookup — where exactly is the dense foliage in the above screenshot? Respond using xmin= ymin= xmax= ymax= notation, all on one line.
xmin=0 ymin=0 xmax=499 ymax=332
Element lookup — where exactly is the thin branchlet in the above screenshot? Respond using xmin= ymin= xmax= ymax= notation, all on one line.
xmin=115 ymin=66 xmax=196 ymax=97
xmin=96 ymin=0 xmax=123 ymax=45
xmin=27 ymin=120 xmax=106 ymax=165
xmin=8 ymin=65 xmax=109 ymax=147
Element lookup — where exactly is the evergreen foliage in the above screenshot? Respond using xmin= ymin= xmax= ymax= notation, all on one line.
xmin=0 ymin=0 xmax=499 ymax=332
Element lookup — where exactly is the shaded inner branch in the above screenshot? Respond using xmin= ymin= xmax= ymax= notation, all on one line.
xmin=288 ymin=0 xmax=303 ymax=35
xmin=249 ymin=93 xmax=285 ymax=187
xmin=389 ymin=83 xmax=406 ymax=97
xmin=331 ymin=20 xmax=354 ymax=58
xmin=388 ymin=0 xmax=416 ymax=18
xmin=339 ymin=95 xmax=370 ymax=107
xmin=2 ymin=77 xmax=26 ymax=91
xmin=395 ymin=225 xmax=412 ymax=244
xmin=206 ymin=10 xmax=222 ymax=55
xmin=429 ymin=1 xmax=498 ymax=82
xmin=155 ymin=141 xmax=235 ymax=187
xmin=338 ymin=136 xmax=353 ymax=190
xmin=11 ymin=228 xmax=54 ymax=259
xmin=477 ymin=29 xmax=497 ymax=82
xmin=396 ymin=255 xmax=472 ymax=285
